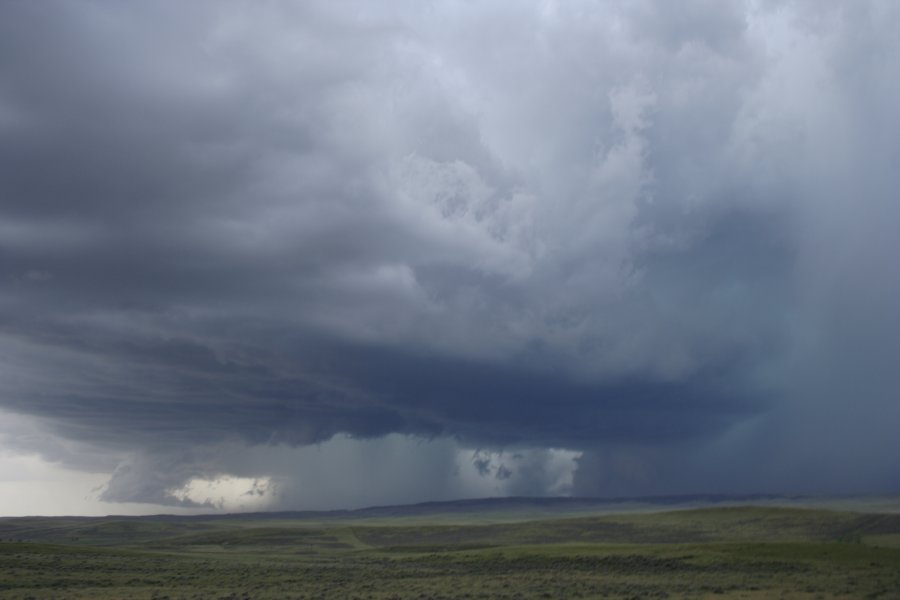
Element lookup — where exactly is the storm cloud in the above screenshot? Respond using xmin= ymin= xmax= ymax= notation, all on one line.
xmin=1 ymin=0 xmax=899 ymax=510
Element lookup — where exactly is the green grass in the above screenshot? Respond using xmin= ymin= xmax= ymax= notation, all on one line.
xmin=2 ymin=506 xmax=900 ymax=598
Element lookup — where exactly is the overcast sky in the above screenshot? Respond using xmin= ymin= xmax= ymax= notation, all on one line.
xmin=1 ymin=0 xmax=899 ymax=516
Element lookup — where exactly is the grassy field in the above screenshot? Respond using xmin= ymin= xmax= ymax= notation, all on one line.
xmin=1 ymin=504 xmax=900 ymax=599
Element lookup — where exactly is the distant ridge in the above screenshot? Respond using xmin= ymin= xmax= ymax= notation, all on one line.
xmin=5 ymin=493 xmax=898 ymax=522
xmin=56 ymin=493 xmax=802 ymax=521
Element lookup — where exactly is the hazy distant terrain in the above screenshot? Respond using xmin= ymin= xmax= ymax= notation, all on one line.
xmin=2 ymin=496 xmax=900 ymax=599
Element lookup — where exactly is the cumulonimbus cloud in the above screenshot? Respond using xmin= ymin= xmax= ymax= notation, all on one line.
xmin=1 ymin=0 xmax=899 ymax=506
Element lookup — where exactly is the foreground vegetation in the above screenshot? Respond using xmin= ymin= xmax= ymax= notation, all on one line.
xmin=1 ymin=504 xmax=899 ymax=599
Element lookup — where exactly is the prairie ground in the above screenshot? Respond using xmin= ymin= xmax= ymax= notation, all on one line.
xmin=1 ymin=506 xmax=899 ymax=599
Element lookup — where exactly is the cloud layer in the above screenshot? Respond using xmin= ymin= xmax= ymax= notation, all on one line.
xmin=1 ymin=0 xmax=899 ymax=508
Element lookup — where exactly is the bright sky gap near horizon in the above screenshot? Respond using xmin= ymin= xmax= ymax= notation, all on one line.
xmin=1 ymin=1 xmax=899 ymax=516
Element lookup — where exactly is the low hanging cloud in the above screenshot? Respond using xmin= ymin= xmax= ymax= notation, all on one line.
xmin=1 ymin=0 xmax=899 ymax=509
